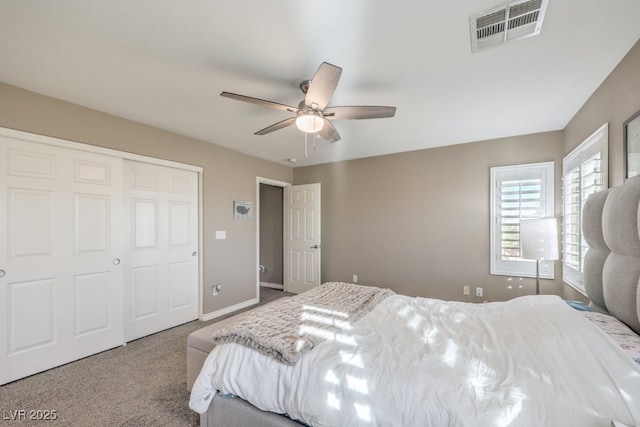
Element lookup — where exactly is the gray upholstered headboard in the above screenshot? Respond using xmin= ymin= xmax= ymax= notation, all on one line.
xmin=583 ymin=175 xmax=640 ymax=334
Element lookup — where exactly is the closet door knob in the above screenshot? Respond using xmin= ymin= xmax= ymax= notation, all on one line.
xmin=0 ymin=270 xmax=5 ymax=278
xmin=113 ymin=258 xmax=121 ymax=265
xmin=192 ymin=251 xmax=197 ymax=256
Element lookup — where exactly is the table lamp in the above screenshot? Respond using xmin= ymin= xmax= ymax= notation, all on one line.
xmin=520 ymin=218 xmax=559 ymax=295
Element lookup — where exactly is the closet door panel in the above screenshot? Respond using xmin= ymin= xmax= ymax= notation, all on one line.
xmin=8 ymin=189 xmax=54 ymax=257
xmin=74 ymin=272 xmax=111 ymax=336
xmin=132 ymin=265 xmax=160 ymax=320
xmin=168 ymin=260 xmax=192 ymax=310
xmin=165 ymin=169 xmax=199 ymax=326
xmin=124 ymin=161 xmax=198 ymax=341
xmin=75 ymin=194 xmax=110 ymax=253
xmin=169 ymin=202 xmax=190 ymax=246
xmin=7 ymin=279 xmax=56 ymax=354
xmin=67 ymin=149 xmax=123 ymax=360
xmin=133 ymin=199 xmax=158 ymax=248
xmin=0 ymin=137 xmax=123 ymax=385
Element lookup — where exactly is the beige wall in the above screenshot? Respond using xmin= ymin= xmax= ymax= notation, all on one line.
xmin=293 ymin=40 xmax=640 ymax=304
xmin=565 ymin=40 xmax=640 ymax=187
xmin=0 ymin=82 xmax=293 ymax=316
xmin=561 ymin=39 xmax=640 ymax=302
xmin=6 ymin=38 xmax=637 ymax=310
xmin=294 ymin=132 xmax=566 ymax=302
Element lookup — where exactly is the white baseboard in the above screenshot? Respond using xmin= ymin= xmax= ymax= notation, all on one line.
xmin=199 ymin=297 xmax=259 ymax=322
xmin=260 ymin=282 xmax=284 ymax=290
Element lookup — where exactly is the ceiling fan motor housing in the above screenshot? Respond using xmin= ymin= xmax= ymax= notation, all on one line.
xmin=299 ymin=80 xmax=311 ymax=94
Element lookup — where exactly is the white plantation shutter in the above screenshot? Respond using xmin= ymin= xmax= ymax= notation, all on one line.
xmin=490 ymin=162 xmax=554 ymax=277
xmin=563 ymin=166 xmax=581 ymax=272
xmin=499 ymin=177 xmax=543 ymax=260
xmin=563 ymin=124 xmax=608 ymax=292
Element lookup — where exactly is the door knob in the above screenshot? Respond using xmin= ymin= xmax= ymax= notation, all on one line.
xmin=192 ymin=251 xmax=197 ymax=256
xmin=0 ymin=269 xmax=5 ymax=278
xmin=113 ymin=258 xmax=121 ymax=265
xmin=310 ymin=244 xmax=321 ymax=249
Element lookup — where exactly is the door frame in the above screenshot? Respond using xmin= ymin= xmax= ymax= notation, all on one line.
xmin=255 ymin=177 xmax=291 ymax=300
xmin=0 ymin=126 xmax=205 ymax=317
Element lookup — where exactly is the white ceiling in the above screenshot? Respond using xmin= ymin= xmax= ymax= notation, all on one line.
xmin=1 ymin=1 xmax=639 ymax=167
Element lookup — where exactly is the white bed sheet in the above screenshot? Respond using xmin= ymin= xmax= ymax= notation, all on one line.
xmin=190 ymin=295 xmax=640 ymax=427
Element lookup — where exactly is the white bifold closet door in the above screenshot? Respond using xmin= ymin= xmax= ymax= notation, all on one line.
xmin=0 ymin=137 xmax=124 ymax=385
xmin=123 ymin=161 xmax=198 ymax=341
xmin=0 ymin=132 xmax=200 ymax=385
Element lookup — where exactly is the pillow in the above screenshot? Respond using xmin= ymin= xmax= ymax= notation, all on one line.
xmin=582 ymin=311 xmax=640 ymax=365
xmin=565 ymin=300 xmax=592 ymax=311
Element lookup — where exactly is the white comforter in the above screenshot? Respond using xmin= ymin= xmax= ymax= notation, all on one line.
xmin=190 ymin=295 xmax=640 ymax=426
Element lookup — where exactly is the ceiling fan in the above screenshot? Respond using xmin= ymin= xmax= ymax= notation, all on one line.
xmin=220 ymin=62 xmax=396 ymax=143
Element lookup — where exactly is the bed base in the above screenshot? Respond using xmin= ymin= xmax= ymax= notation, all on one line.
xmin=201 ymin=392 xmax=302 ymax=427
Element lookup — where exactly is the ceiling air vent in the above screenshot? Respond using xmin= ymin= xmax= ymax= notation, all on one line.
xmin=470 ymin=0 xmax=548 ymax=52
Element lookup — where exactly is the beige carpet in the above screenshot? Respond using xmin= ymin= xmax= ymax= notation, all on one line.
xmin=0 ymin=287 xmax=291 ymax=426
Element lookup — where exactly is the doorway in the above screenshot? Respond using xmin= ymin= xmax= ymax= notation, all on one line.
xmin=259 ymin=183 xmax=284 ymax=289
xmin=256 ymin=178 xmax=289 ymax=299
xmin=255 ymin=178 xmax=322 ymax=298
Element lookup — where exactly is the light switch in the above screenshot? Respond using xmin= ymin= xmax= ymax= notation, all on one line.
xmin=215 ymin=230 xmax=226 ymax=240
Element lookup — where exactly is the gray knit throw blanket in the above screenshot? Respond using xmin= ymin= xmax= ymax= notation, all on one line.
xmin=211 ymin=282 xmax=395 ymax=365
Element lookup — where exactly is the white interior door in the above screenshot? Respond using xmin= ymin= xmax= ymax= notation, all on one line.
xmin=0 ymin=137 xmax=123 ymax=385
xmin=123 ymin=161 xmax=198 ymax=341
xmin=284 ymin=183 xmax=321 ymax=294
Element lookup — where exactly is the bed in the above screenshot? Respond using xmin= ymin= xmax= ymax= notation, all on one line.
xmin=188 ymin=175 xmax=640 ymax=427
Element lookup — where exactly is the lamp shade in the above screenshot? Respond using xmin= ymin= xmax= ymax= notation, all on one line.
xmin=520 ymin=218 xmax=559 ymax=261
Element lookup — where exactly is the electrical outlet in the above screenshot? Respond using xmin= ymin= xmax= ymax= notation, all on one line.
xmin=352 ymin=275 xmax=358 ymax=283
xmin=463 ymin=286 xmax=470 ymax=296
xmin=212 ymin=284 xmax=222 ymax=296
xmin=476 ymin=287 xmax=483 ymax=297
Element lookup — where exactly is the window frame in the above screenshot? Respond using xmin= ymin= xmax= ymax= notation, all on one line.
xmin=490 ymin=161 xmax=555 ymax=278
xmin=562 ymin=123 xmax=608 ymax=294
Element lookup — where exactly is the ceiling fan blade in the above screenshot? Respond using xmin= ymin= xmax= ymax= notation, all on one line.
xmin=221 ymin=92 xmax=298 ymax=113
xmin=255 ymin=117 xmax=296 ymax=135
xmin=323 ymin=106 xmax=397 ymax=120
xmin=319 ymin=120 xmax=341 ymax=143
xmin=305 ymin=62 xmax=342 ymax=110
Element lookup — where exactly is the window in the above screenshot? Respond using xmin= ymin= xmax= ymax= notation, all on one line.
xmin=562 ymin=123 xmax=608 ymax=293
xmin=490 ymin=162 xmax=555 ymax=277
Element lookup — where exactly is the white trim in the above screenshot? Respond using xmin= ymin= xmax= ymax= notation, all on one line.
xmin=260 ymin=282 xmax=284 ymax=290
xmin=563 ymin=279 xmax=589 ymax=297
xmin=563 ymin=123 xmax=608 ymax=173
xmin=198 ymin=171 xmax=204 ymax=319
xmin=0 ymin=126 xmax=206 ymax=320
xmin=490 ymin=161 xmax=555 ymax=278
xmin=562 ymin=123 xmax=608 ymax=294
xmin=0 ymin=127 xmax=203 ymax=173
xmin=199 ymin=297 xmax=259 ymax=322
xmin=256 ymin=177 xmax=291 ymax=302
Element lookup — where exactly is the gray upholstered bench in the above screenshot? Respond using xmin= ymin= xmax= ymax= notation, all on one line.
xmin=187 ymin=297 xmax=304 ymax=426
xmin=186 ymin=298 xmax=290 ymax=391
xmin=187 ymin=313 xmax=241 ymax=391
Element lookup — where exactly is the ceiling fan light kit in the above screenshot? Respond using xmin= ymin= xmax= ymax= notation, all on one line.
xmin=221 ymin=62 xmax=397 ymax=153
xmin=295 ymin=110 xmax=324 ymax=133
